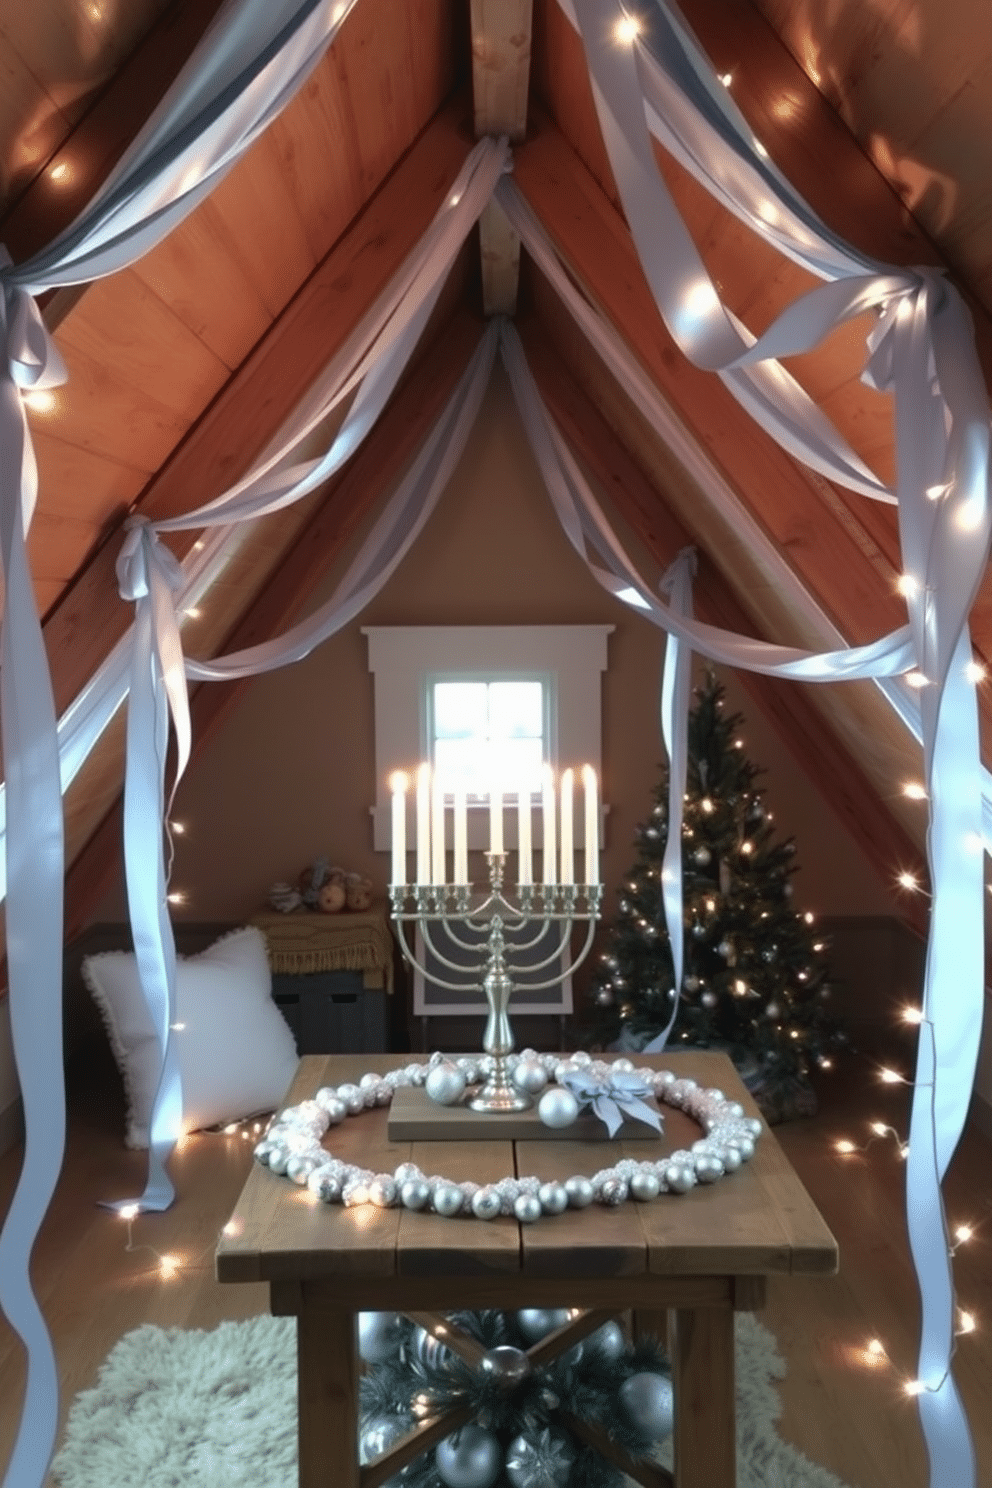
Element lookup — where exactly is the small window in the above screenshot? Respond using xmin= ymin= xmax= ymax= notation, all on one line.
xmin=430 ymin=677 xmax=547 ymax=797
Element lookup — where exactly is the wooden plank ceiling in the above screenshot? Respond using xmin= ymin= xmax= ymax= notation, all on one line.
xmin=3 ymin=0 xmax=992 ymax=935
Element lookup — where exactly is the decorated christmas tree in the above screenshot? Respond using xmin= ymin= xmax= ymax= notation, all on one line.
xmin=588 ymin=670 xmax=847 ymax=1123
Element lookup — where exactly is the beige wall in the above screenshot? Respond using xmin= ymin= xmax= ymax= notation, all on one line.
xmin=92 ymin=364 xmax=898 ymax=929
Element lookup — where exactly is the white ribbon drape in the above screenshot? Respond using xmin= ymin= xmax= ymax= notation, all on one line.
xmin=557 ymin=4 xmax=989 ymax=1479
xmin=0 ymin=6 xmax=375 ymax=1484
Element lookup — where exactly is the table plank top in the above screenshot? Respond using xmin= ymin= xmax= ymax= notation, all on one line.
xmin=215 ymin=1052 xmax=837 ymax=1284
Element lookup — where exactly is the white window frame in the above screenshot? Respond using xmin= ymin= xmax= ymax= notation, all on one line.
xmin=364 ymin=625 xmax=612 ymax=853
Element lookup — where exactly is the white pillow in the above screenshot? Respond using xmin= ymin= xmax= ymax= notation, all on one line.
xmin=82 ymin=926 xmax=300 ymax=1148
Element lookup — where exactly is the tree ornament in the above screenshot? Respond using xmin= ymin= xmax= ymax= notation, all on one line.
xmin=586 ymin=1320 xmax=626 ymax=1360
xmin=505 ymin=1428 xmax=575 ymax=1488
xmin=594 ymin=986 xmax=615 ymax=1007
xmin=618 ymin=898 xmax=632 ymax=915
xmin=683 ymin=974 xmax=700 ymax=992
xmin=412 ymin=1324 xmax=454 ymax=1372
xmin=692 ymin=845 xmax=711 ymax=866
xmin=619 ymin=1371 xmax=675 ymax=1439
xmin=691 ymin=922 xmax=707 ymax=939
xmin=425 ymin=1062 xmax=467 ymax=1107
xmin=701 ymin=991 xmax=717 ymax=1008
xmin=717 ymin=938 xmax=734 ymax=960
xmin=761 ymin=945 xmax=778 ymax=962
xmin=359 ymin=1413 xmax=412 ymax=1467
xmin=537 ymin=1088 xmax=580 ymax=1129
xmin=436 ymin=1425 xmax=503 ymax=1488
xmin=479 ymin=1345 xmax=532 ymax=1387
xmin=516 ymin=1309 xmax=572 ymax=1342
xmin=358 ymin=1311 xmax=402 ymax=1364
xmin=512 ymin=1056 xmax=549 ymax=1095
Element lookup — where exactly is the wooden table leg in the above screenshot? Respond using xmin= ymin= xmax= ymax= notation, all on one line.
xmin=298 ymin=1297 xmax=359 ymax=1488
xmin=670 ymin=1306 xmax=735 ymax=1488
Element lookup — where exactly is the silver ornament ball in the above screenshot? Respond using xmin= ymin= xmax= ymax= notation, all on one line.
xmin=358 ymin=1311 xmax=403 ymax=1364
xmin=537 ymin=1087 xmax=580 ymax=1130
xmin=517 ymin=1308 xmax=572 ymax=1342
xmin=470 ymin=1187 xmax=503 ymax=1221
xmin=587 ymin=1321 xmax=626 ymax=1360
xmin=512 ymin=1057 xmax=549 ymax=1095
xmin=513 ymin=1193 xmax=543 ymax=1224
xmin=505 ymin=1428 xmax=575 ymax=1488
xmin=425 ymin=1062 xmax=467 ymax=1107
xmin=436 ymin=1425 xmax=503 ymax=1488
xmin=619 ymin=1371 xmax=675 ymax=1439
xmin=537 ymin=1181 xmax=569 ymax=1215
xmin=400 ymin=1178 xmax=432 ymax=1210
xmin=479 ymin=1345 xmax=532 ymax=1388
xmin=564 ymin=1175 xmax=595 ymax=1208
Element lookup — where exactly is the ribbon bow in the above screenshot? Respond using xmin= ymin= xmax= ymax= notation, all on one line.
xmin=556 ymin=1068 xmax=665 ymax=1139
xmin=0 ymin=247 xmax=68 ymax=393
xmin=116 ymin=516 xmax=185 ymax=602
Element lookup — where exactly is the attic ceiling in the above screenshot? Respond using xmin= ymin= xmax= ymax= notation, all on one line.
xmin=2 ymin=0 xmax=991 ymax=941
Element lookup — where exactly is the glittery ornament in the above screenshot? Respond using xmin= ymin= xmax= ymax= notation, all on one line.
xmin=436 ymin=1425 xmax=503 ymax=1488
xmin=516 ymin=1309 xmax=572 ymax=1342
xmin=619 ymin=1371 xmax=675 ymax=1439
xmin=692 ymin=846 xmax=712 ymax=866
xmin=358 ymin=1312 xmax=403 ymax=1364
xmin=505 ymin=1428 xmax=575 ymax=1488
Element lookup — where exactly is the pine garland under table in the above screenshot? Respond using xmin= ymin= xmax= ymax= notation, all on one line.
xmin=215 ymin=1052 xmax=838 ymax=1488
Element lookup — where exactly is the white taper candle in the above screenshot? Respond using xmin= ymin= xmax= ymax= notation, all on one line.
xmin=560 ymin=769 xmax=574 ymax=884
xmin=431 ymin=771 xmax=446 ymax=885
xmin=416 ymin=763 xmax=431 ymax=886
xmin=582 ymin=764 xmax=599 ymax=885
xmin=518 ymin=782 xmax=532 ymax=885
xmin=542 ymin=764 xmax=556 ymax=885
xmin=454 ymin=785 xmax=468 ymax=884
xmin=389 ymin=771 xmax=407 ymax=886
xmin=490 ymin=778 xmax=503 ymax=855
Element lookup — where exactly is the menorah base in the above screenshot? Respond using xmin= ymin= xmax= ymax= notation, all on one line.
xmin=468 ymin=1081 xmax=533 ymax=1114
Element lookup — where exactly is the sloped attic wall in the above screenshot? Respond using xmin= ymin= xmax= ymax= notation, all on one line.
xmin=88 ymin=362 xmax=899 ymax=932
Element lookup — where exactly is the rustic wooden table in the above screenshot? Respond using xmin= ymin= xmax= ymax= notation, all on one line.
xmin=216 ymin=1051 xmax=838 ymax=1488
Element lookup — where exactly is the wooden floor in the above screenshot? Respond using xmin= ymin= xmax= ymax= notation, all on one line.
xmin=1 ymin=1037 xmax=990 ymax=1488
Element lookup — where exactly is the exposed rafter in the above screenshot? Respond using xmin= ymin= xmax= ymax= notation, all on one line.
xmin=471 ymin=0 xmax=533 ymax=315
xmin=39 ymin=97 xmax=474 ymax=720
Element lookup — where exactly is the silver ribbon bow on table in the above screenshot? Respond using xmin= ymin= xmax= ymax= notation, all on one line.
xmin=556 ymin=1069 xmax=665 ymax=1138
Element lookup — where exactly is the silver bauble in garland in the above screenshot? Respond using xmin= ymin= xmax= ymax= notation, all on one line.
xmin=619 ymin=1370 xmax=675 ymax=1439
xmin=425 ymin=1062 xmax=467 ymax=1106
xmin=479 ymin=1344 xmax=532 ymax=1388
xmin=516 ymin=1308 xmax=572 ymax=1342
xmin=435 ymin=1425 xmax=503 ymax=1488
xmin=505 ymin=1427 xmax=575 ymax=1488
xmin=512 ymin=1056 xmax=549 ymax=1095
xmin=358 ymin=1311 xmax=403 ymax=1363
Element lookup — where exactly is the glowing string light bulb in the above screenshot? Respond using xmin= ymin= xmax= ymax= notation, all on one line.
xmin=615 ymin=14 xmax=640 ymax=43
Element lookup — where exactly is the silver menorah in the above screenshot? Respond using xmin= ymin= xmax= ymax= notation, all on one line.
xmin=389 ymin=853 xmax=602 ymax=1113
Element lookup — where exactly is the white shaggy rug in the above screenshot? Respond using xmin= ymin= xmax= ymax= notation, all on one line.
xmin=51 ymin=1311 xmax=857 ymax=1488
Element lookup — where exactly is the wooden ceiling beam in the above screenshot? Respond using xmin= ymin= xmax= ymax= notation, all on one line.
xmin=471 ymin=0 xmax=533 ymax=315
xmin=61 ymin=305 xmax=486 ymax=943
xmin=517 ymin=314 xmax=928 ymax=938
xmin=38 ymin=95 xmax=474 ymax=721
xmin=0 ymin=0 xmax=229 ymax=330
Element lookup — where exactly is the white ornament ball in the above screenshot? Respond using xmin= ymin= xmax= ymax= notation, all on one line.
xmin=619 ymin=1371 xmax=675 ymax=1439
xmin=693 ymin=1154 xmax=725 ymax=1183
xmin=436 ymin=1425 xmax=503 ymax=1488
xmin=664 ymin=1163 xmax=695 ymax=1193
xmin=368 ymin=1176 xmax=399 ymax=1207
xmin=358 ymin=1312 xmax=403 ymax=1363
xmin=512 ymin=1056 xmax=549 ymax=1095
xmin=517 ymin=1309 xmax=572 ymax=1341
xmin=538 ymin=1087 xmax=580 ymax=1129
xmin=426 ymin=1063 xmax=468 ymax=1107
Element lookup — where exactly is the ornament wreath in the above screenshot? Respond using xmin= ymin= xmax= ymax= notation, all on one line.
xmin=253 ymin=1051 xmax=764 ymax=1221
